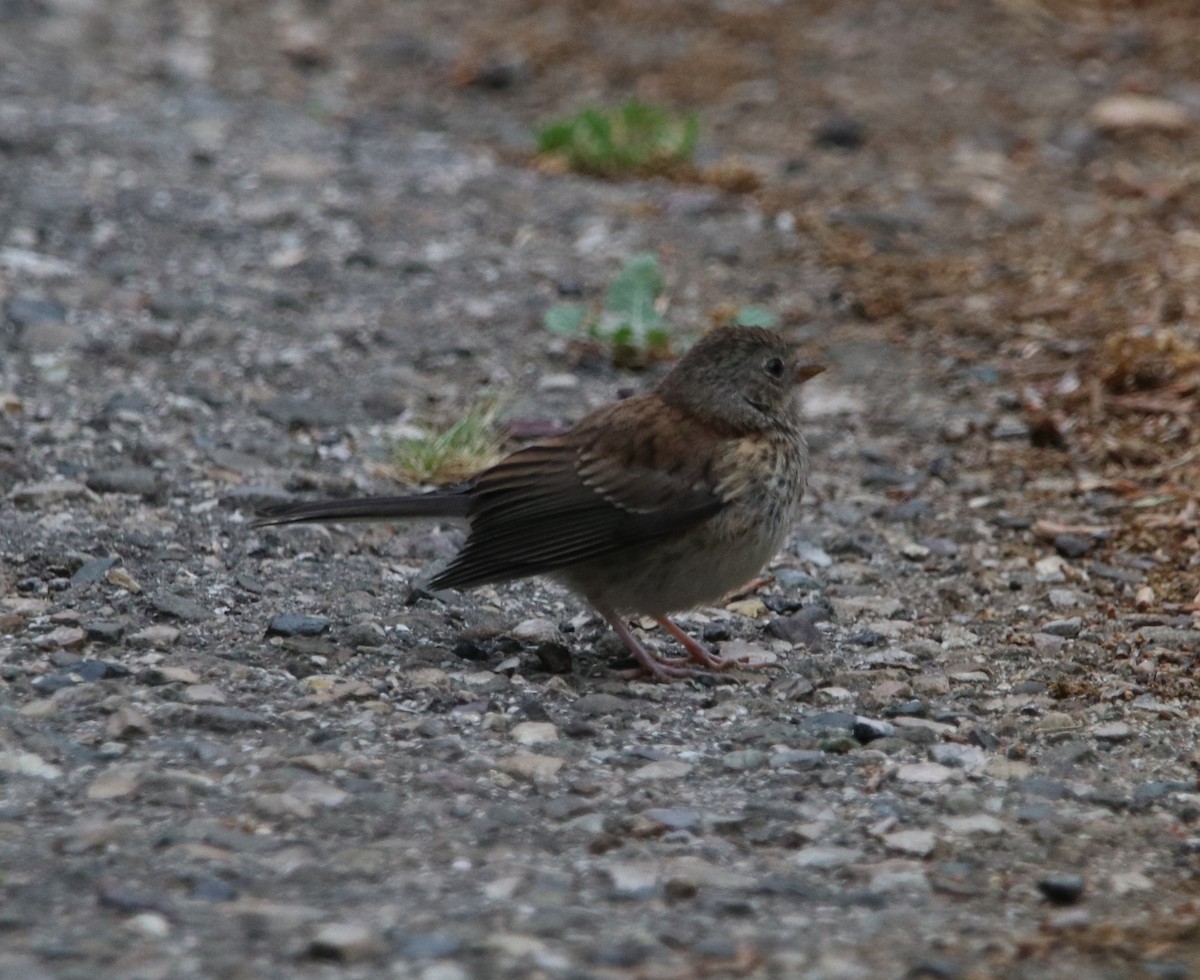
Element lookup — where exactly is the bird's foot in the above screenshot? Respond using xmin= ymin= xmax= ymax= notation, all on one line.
xmin=599 ymin=607 xmax=709 ymax=682
xmin=656 ymin=617 xmax=780 ymax=671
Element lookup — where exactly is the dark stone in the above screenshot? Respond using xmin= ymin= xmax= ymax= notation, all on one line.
xmin=845 ymin=629 xmax=885 ymax=647
xmin=73 ymin=659 xmax=131 ymax=682
xmin=853 ymin=718 xmax=895 ymax=743
xmin=1037 ymin=872 xmax=1085 ymax=905
xmin=701 ymin=620 xmax=732 ymax=642
xmin=188 ymin=877 xmax=239 ymax=902
xmin=150 ymin=593 xmax=215 ymax=622
xmin=147 ymin=290 xmax=207 ymax=320
xmin=1054 ymin=534 xmax=1094 ymax=559
xmin=920 ymin=537 xmax=959 ymax=558
xmin=453 ymin=637 xmax=488 ymax=661
xmin=87 ymin=467 xmax=165 ymax=500
xmin=397 ymin=933 xmax=464 ymax=960
xmin=191 ymin=706 xmax=268 ymax=732
xmin=266 ymin=613 xmax=331 ymax=637
xmin=813 ymin=115 xmax=866 ymax=150
xmin=886 ymin=700 xmax=927 ymax=718
xmin=5 ymin=296 xmax=66 ymax=328
xmin=766 ymin=613 xmax=823 ymax=648
xmin=1017 ymin=777 xmax=1068 ymax=800
xmin=533 ymin=641 xmax=572 ymax=674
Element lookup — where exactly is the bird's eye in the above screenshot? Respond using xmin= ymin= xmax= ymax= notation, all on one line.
xmin=763 ymin=356 xmax=785 ymax=379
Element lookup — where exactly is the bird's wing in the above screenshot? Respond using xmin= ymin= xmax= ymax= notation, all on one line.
xmin=429 ymin=396 xmax=729 ymax=590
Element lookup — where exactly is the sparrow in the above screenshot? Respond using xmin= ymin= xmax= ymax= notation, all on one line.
xmin=255 ymin=326 xmax=823 ymax=681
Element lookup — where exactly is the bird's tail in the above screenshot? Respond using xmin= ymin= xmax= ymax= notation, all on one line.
xmin=253 ymin=490 xmax=471 ymax=527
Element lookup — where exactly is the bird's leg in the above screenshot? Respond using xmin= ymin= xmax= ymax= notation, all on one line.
xmin=656 ymin=617 xmax=778 ymax=671
xmin=596 ymin=607 xmax=698 ymax=681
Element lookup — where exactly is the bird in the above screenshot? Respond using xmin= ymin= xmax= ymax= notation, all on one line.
xmin=254 ymin=326 xmax=823 ymax=682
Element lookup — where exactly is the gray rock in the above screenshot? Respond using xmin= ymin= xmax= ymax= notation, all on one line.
xmin=190 ymin=706 xmax=269 ymax=732
xmin=150 ymin=593 xmax=215 ymax=622
xmin=70 ymin=557 xmax=120 ymax=586
xmin=572 ymin=693 xmax=630 ymax=716
xmin=87 ymin=467 xmax=165 ymax=500
xmin=266 ymin=613 xmax=331 ymax=637
xmin=1042 ymin=617 xmax=1082 ymax=638
xmin=722 ymin=749 xmax=768 ymax=772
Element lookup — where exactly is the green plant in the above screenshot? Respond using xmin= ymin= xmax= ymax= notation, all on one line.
xmin=390 ymin=398 xmax=504 ymax=485
xmin=545 ymin=253 xmax=673 ymax=365
xmin=536 ymin=101 xmax=699 ymax=177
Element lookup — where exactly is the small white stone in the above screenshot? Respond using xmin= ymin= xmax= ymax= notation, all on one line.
xmin=896 ymin=762 xmax=956 ymax=784
xmin=510 ymin=722 xmax=558 ymax=746
xmin=882 ymin=830 xmax=937 ymax=857
xmin=940 ymin=814 xmax=1005 ymax=835
xmin=629 ymin=760 xmax=692 ymax=782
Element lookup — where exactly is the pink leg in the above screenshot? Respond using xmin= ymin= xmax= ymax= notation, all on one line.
xmin=656 ymin=617 xmax=778 ymax=671
xmin=596 ymin=607 xmax=698 ymax=682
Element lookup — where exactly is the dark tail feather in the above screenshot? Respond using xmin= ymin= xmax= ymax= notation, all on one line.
xmin=253 ymin=490 xmax=471 ymax=527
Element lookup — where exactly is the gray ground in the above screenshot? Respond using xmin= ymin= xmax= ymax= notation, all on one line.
xmin=3 ymin=2 xmax=1200 ymax=978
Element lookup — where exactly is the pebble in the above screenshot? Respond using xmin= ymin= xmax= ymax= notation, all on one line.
xmin=82 ymin=621 xmax=125 ymax=644
xmin=642 ymin=807 xmax=703 ymax=832
xmin=497 ymin=751 xmax=564 ymax=782
xmin=1034 ymin=555 xmax=1067 ymax=582
xmin=183 ymin=684 xmax=227 ymax=705
xmin=722 ymin=749 xmax=767 ymax=772
xmin=150 ymin=593 xmax=215 ymax=622
xmin=1092 ymin=721 xmax=1132 ymax=742
xmin=1089 ymin=94 xmax=1192 ymax=133
xmin=869 ymin=870 xmax=932 ymax=895
xmin=1037 ymin=873 xmax=1085 ymax=905
xmin=138 ymin=665 xmax=199 ymax=685
xmin=940 ymin=814 xmax=1004 ymax=835
xmin=629 ymin=760 xmax=692 ymax=782
xmin=69 ymin=556 xmax=121 ymax=586
xmin=792 ymin=845 xmax=863 ymax=869
xmin=511 ymin=618 xmax=558 ymax=645
xmin=1053 ymin=535 xmax=1093 ymax=559
xmin=929 ymin=744 xmax=988 ymax=771
xmin=190 ymin=705 xmax=268 ymax=732
xmin=127 ymin=625 xmax=181 ymax=648
xmin=572 ymin=693 xmax=629 ymax=716
xmin=883 ymin=830 xmax=936 ymax=857
xmin=106 ymin=566 xmax=143 ymax=593
xmin=0 ymin=750 xmax=61 ymax=780
xmin=1042 ymin=617 xmax=1082 ymax=638
xmin=1048 ymin=588 xmax=1079 ymax=609
xmin=896 ymin=763 xmax=956 ymax=784
xmin=86 ymin=467 xmax=164 ymax=499
xmin=34 ymin=626 xmax=86 ymax=650
xmin=9 ymin=480 xmax=88 ymax=506
xmin=509 ymin=722 xmax=558 ymax=746
xmin=769 ymin=749 xmax=825 ymax=770
xmin=766 ymin=612 xmax=823 ymax=647
xmin=853 ymin=717 xmax=895 ymax=743
xmin=309 ymin=922 xmax=385 ymax=963
xmin=267 ymin=613 xmax=331 ymax=637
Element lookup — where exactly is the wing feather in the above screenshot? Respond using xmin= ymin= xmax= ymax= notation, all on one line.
xmin=430 ymin=397 xmax=730 ymax=590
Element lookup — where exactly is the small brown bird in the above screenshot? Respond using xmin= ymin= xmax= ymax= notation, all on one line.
xmin=255 ymin=326 xmax=823 ymax=681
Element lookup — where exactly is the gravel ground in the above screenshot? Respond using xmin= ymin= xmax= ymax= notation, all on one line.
xmin=3 ymin=3 xmax=1200 ymax=978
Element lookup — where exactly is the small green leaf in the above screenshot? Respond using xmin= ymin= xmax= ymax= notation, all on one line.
xmin=543 ymin=304 xmax=586 ymax=336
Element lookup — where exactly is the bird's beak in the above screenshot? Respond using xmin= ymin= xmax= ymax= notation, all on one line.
xmin=795 ymin=362 xmax=826 ymax=384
